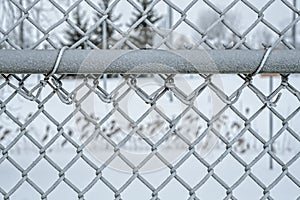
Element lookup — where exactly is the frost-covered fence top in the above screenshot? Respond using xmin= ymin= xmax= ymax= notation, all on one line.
xmin=0 ymin=0 xmax=300 ymax=200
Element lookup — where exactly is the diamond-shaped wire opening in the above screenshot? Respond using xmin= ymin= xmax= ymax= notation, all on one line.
xmin=140 ymin=156 xmax=170 ymax=183
xmin=28 ymin=158 xmax=58 ymax=192
xmin=118 ymin=86 xmax=151 ymax=122
xmin=226 ymin=1 xmax=258 ymax=34
xmin=10 ymin=181 xmax=40 ymax=200
xmin=136 ymin=75 xmax=164 ymax=93
xmin=25 ymin=109 xmax=59 ymax=146
xmin=45 ymin=138 xmax=77 ymax=168
xmin=78 ymin=100 xmax=113 ymax=129
xmin=275 ymin=89 xmax=300 ymax=119
xmin=158 ymin=177 xmax=189 ymax=200
xmin=215 ymin=108 xmax=245 ymax=142
xmin=287 ymin=74 xmax=300 ymax=88
xmin=65 ymin=157 xmax=96 ymax=190
xmin=186 ymin=0 xmax=216 ymax=30
xmin=101 ymin=157 xmax=133 ymax=189
xmin=61 ymin=110 xmax=96 ymax=147
xmin=234 ymin=176 xmax=263 ymax=199
xmin=251 ymin=153 xmax=282 ymax=186
xmin=0 ymin=115 xmax=20 ymax=149
xmin=121 ymin=178 xmax=152 ymax=200
xmin=150 ymin=1 xmax=198 ymax=49
xmin=235 ymin=85 xmax=266 ymax=118
xmin=251 ymin=75 xmax=278 ymax=95
xmin=270 ymin=175 xmax=300 ymax=199
xmin=43 ymin=92 xmax=74 ymax=124
xmin=0 ymin=79 xmax=20 ymax=101
xmin=8 ymin=135 xmax=40 ymax=169
xmin=84 ymin=119 xmax=118 ymax=152
xmin=99 ymin=112 xmax=134 ymax=147
xmin=84 ymin=141 xmax=116 ymax=170
xmin=47 ymin=181 xmax=78 ymax=200
xmin=231 ymin=130 xmax=264 ymax=164
xmin=5 ymin=94 xmax=39 ymax=125
xmin=271 ymin=130 xmax=300 ymax=163
xmin=173 ymin=109 xmax=207 ymax=144
xmin=195 ymin=130 xmax=222 ymax=160
xmin=62 ymin=2 xmax=102 ymax=48
xmin=122 ymin=0 xmax=166 ymax=47
xmin=193 ymin=87 xmax=225 ymax=120
xmin=15 ymin=74 xmax=41 ymax=91
xmin=263 ymin=0 xmax=294 ymax=32
xmin=132 ymin=110 xmax=169 ymax=146
xmin=10 ymin=18 xmax=46 ymax=48
xmin=0 ymin=159 xmax=21 ymax=192
xmin=176 ymin=154 xmax=207 ymax=187
xmin=196 ymin=4 xmax=242 ymax=48
xmin=29 ymin=0 xmax=64 ymax=31
xmin=157 ymin=135 xmax=189 ymax=161
xmin=84 ymin=178 xmax=115 ymax=200
xmin=250 ymin=107 xmax=280 ymax=143
xmin=287 ymin=114 xmax=300 ymax=152
xmin=213 ymin=153 xmax=245 ymax=186
xmin=289 ymin=157 xmax=300 ymax=182
xmin=195 ymin=176 xmax=226 ymax=199
xmin=155 ymin=92 xmax=188 ymax=120
xmin=218 ymin=75 xmax=245 ymax=95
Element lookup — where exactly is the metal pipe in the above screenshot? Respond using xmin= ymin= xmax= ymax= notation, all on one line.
xmin=0 ymin=50 xmax=300 ymax=74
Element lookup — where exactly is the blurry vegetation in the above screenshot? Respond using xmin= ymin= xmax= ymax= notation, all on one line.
xmin=62 ymin=5 xmax=89 ymax=49
xmin=127 ymin=0 xmax=162 ymax=48
xmin=90 ymin=0 xmax=121 ymax=48
xmin=0 ymin=0 xmax=43 ymax=49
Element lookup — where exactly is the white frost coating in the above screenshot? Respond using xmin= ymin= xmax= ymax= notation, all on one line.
xmin=0 ymin=50 xmax=300 ymax=74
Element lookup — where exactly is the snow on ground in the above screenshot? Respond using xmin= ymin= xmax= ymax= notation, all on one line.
xmin=0 ymin=150 xmax=299 ymax=200
xmin=0 ymin=74 xmax=299 ymax=199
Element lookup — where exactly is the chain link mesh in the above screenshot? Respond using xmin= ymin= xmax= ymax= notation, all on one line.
xmin=0 ymin=0 xmax=300 ymax=199
xmin=0 ymin=0 xmax=299 ymax=50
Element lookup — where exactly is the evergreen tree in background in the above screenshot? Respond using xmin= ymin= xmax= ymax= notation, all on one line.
xmin=128 ymin=0 xmax=161 ymax=49
xmin=62 ymin=6 xmax=89 ymax=49
xmin=91 ymin=0 xmax=120 ymax=48
xmin=1 ymin=0 xmax=41 ymax=49
xmin=197 ymin=9 xmax=240 ymax=49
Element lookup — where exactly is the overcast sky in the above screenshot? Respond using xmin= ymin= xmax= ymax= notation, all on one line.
xmin=112 ymin=0 xmax=295 ymax=33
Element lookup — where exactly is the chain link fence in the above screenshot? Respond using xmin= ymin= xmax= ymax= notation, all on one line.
xmin=0 ymin=0 xmax=300 ymax=199
xmin=0 ymin=0 xmax=299 ymax=50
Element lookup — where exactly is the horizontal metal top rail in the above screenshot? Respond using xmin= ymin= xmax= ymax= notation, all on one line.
xmin=0 ymin=50 xmax=299 ymax=74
